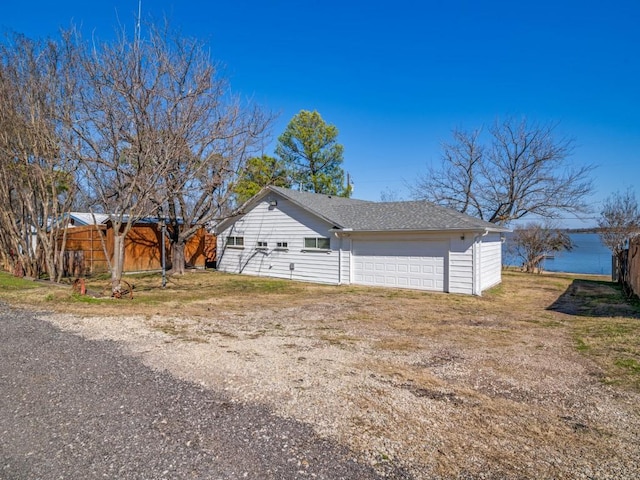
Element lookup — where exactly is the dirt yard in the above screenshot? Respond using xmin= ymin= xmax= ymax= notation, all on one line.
xmin=5 ymin=271 xmax=640 ymax=479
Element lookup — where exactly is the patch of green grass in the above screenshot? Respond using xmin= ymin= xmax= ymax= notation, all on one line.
xmin=571 ymin=315 xmax=640 ymax=391
xmin=126 ymin=295 xmax=163 ymax=306
xmin=485 ymin=283 xmax=504 ymax=295
xmin=615 ymin=358 xmax=640 ymax=374
xmin=574 ymin=337 xmax=590 ymax=352
xmin=0 ymin=272 xmax=41 ymax=290
xmin=590 ymin=323 xmax=635 ymax=337
xmin=70 ymin=293 xmax=106 ymax=304
xmin=213 ymin=276 xmax=299 ymax=295
xmin=376 ymin=452 xmax=393 ymax=463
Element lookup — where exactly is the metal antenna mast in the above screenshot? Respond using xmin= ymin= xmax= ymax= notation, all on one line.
xmin=136 ymin=0 xmax=142 ymax=44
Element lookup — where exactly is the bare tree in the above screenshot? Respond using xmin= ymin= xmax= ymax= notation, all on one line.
xmin=412 ymin=117 xmax=594 ymax=225
xmin=411 ymin=128 xmax=484 ymax=216
xmin=598 ymin=189 xmax=640 ymax=282
xmin=144 ymin=26 xmax=271 ymax=274
xmin=379 ymin=187 xmax=403 ymax=202
xmin=511 ymin=222 xmax=572 ymax=273
xmin=63 ymin=21 xmax=271 ymax=287
xmin=66 ymin=24 xmax=185 ymax=292
xmin=0 ymin=33 xmax=77 ymax=281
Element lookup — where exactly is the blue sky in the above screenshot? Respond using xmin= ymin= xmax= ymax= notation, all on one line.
xmin=2 ymin=0 xmax=639 ymax=227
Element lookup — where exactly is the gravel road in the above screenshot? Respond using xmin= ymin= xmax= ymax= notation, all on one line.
xmin=0 ymin=303 xmax=398 ymax=479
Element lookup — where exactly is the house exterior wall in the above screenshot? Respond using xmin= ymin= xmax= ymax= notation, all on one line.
xmin=448 ymin=237 xmax=474 ymax=294
xmin=215 ymin=193 xmax=504 ymax=294
xmin=216 ymin=198 xmax=341 ymax=284
xmin=480 ymin=233 xmax=503 ymax=291
xmin=338 ymin=236 xmax=352 ymax=285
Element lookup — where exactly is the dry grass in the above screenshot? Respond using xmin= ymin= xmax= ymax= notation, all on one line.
xmin=2 ymin=269 xmax=639 ymax=478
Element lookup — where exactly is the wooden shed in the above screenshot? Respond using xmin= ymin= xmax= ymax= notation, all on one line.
xmin=61 ymin=221 xmax=215 ymax=277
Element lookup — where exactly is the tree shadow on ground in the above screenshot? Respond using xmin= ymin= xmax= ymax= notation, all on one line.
xmin=547 ymin=279 xmax=640 ymax=318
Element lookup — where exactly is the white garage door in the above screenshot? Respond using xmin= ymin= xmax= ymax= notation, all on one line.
xmin=352 ymin=240 xmax=447 ymax=291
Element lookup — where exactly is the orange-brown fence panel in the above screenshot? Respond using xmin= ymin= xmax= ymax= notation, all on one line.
xmin=60 ymin=223 xmax=213 ymax=277
xmin=628 ymin=237 xmax=640 ymax=298
xmin=61 ymin=225 xmax=109 ymax=276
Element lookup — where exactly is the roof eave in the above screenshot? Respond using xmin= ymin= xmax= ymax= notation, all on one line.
xmin=213 ymin=187 xmax=273 ymax=234
xmin=214 ymin=186 xmax=347 ymax=234
xmin=267 ymin=187 xmax=346 ymax=228
xmin=331 ymin=226 xmax=510 ymax=234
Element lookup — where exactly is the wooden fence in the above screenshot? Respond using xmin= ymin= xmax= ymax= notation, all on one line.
xmin=61 ymin=224 xmax=216 ymax=277
xmin=62 ymin=225 xmax=110 ymax=276
xmin=626 ymin=236 xmax=640 ymax=298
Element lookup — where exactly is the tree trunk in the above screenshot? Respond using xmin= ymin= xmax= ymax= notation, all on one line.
xmin=171 ymin=239 xmax=186 ymax=275
xmin=111 ymin=234 xmax=125 ymax=294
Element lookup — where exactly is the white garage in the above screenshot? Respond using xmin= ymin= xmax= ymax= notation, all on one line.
xmin=352 ymin=240 xmax=447 ymax=291
xmin=215 ymin=186 xmax=509 ymax=295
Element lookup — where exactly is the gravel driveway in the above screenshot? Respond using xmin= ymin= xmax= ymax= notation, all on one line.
xmin=0 ymin=303 xmax=398 ymax=479
xmin=2 ymin=272 xmax=639 ymax=479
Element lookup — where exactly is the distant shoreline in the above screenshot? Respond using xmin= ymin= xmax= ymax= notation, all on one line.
xmin=502 ymin=265 xmax=611 ymax=279
xmin=503 ymin=228 xmax=603 ymax=235
xmin=565 ymin=228 xmax=603 ymax=234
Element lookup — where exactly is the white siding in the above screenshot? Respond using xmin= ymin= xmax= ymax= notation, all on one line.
xmin=338 ymin=236 xmax=352 ymax=285
xmin=215 ymin=192 xmax=503 ymax=294
xmin=448 ymin=237 xmax=474 ymax=294
xmin=216 ymin=198 xmax=340 ymax=285
xmin=480 ymin=233 xmax=503 ymax=291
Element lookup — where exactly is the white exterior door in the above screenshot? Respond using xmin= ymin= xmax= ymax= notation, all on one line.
xmin=352 ymin=240 xmax=447 ymax=291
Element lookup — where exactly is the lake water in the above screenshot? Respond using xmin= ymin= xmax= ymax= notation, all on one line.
xmin=503 ymin=232 xmax=613 ymax=276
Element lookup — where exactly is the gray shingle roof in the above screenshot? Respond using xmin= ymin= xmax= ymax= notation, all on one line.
xmin=269 ymin=186 xmax=507 ymax=232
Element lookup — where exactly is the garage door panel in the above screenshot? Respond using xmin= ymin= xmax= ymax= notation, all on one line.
xmin=353 ymin=240 xmax=447 ymax=292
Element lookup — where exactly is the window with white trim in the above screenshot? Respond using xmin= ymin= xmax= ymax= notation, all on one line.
xmin=256 ymin=241 xmax=268 ymax=249
xmin=226 ymin=236 xmax=244 ymax=247
xmin=304 ymin=237 xmax=330 ymax=250
xmin=275 ymin=241 xmax=288 ymax=249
